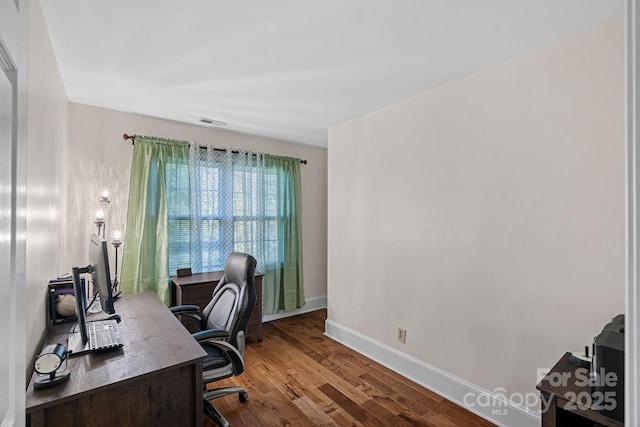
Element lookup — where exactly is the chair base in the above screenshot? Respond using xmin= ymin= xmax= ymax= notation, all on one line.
xmin=204 ymin=399 xmax=230 ymax=427
xmin=203 ymin=386 xmax=249 ymax=427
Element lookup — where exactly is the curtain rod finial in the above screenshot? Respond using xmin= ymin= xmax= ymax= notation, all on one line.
xmin=123 ymin=133 xmax=135 ymax=145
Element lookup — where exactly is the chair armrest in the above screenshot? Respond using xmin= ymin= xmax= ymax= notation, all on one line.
xmin=201 ymin=339 xmax=245 ymax=376
xmin=193 ymin=329 xmax=231 ymax=342
xmin=170 ymin=305 xmax=202 ymax=326
xmin=170 ymin=304 xmax=200 ymax=314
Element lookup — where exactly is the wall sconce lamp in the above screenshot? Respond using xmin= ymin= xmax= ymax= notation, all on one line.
xmin=111 ymin=227 xmax=123 ymax=297
xmin=93 ymin=185 xmax=122 ymax=296
xmin=94 ymin=184 xmax=112 ymax=239
xmin=99 ymin=188 xmax=110 ymax=203
xmin=94 ymin=208 xmax=106 ymax=238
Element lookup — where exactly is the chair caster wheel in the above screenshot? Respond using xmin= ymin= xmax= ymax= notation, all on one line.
xmin=239 ymin=391 xmax=249 ymax=403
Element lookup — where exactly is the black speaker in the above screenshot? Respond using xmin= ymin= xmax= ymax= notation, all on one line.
xmin=591 ymin=316 xmax=624 ymax=422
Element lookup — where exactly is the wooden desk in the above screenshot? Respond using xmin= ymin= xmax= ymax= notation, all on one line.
xmin=25 ymin=292 xmax=207 ymax=427
xmin=536 ymin=352 xmax=623 ymax=427
xmin=171 ymin=271 xmax=264 ymax=342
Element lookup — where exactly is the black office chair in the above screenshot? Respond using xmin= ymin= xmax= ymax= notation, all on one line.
xmin=170 ymin=252 xmax=257 ymax=427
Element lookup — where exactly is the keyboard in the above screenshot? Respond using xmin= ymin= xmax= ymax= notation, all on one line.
xmin=88 ymin=319 xmax=124 ymax=351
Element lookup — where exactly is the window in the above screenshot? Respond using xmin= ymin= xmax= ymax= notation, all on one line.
xmin=121 ymin=137 xmax=303 ymax=311
xmin=166 ymin=155 xmax=277 ymax=275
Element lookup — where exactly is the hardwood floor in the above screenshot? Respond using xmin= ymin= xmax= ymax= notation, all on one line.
xmin=205 ymin=309 xmax=495 ymax=427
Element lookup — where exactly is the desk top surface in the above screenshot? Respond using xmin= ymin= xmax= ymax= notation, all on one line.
xmin=537 ymin=352 xmax=589 ymax=397
xmin=170 ymin=270 xmax=264 ymax=286
xmin=25 ymin=291 xmax=207 ymax=412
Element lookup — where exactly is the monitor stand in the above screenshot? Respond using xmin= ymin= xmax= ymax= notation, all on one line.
xmin=67 ymin=327 xmax=90 ymax=357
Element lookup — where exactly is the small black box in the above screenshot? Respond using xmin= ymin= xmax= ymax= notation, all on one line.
xmin=177 ymin=267 xmax=192 ymax=277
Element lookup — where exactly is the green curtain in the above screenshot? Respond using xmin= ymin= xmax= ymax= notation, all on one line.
xmin=120 ymin=136 xmax=189 ymax=305
xmin=263 ymin=155 xmax=305 ymax=314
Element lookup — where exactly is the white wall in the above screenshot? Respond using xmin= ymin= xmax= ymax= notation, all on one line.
xmin=63 ymin=103 xmax=327 ymax=305
xmin=25 ymin=0 xmax=68 ymax=364
xmin=328 ymin=17 xmax=624 ymax=417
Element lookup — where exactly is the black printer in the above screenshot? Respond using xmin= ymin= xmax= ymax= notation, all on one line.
xmin=591 ymin=314 xmax=624 ymax=422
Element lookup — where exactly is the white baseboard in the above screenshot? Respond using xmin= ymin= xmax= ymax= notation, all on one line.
xmin=262 ymin=295 xmax=327 ymax=323
xmin=324 ymin=319 xmax=540 ymax=427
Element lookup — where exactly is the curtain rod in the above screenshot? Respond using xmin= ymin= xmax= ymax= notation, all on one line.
xmin=122 ymin=133 xmax=308 ymax=165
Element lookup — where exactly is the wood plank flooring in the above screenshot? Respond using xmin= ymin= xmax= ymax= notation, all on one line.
xmin=205 ymin=309 xmax=495 ymax=427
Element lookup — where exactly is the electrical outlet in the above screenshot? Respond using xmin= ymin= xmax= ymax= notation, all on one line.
xmin=397 ymin=328 xmax=407 ymax=344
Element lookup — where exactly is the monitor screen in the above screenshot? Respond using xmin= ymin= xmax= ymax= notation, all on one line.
xmin=68 ymin=266 xmax=88 ymax=355
xmin=89 ymin=234 xmax=115 ymax=315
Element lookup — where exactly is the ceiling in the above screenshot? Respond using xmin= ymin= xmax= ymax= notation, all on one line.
xmin=39 ymin=0 xmax=623 ymax=148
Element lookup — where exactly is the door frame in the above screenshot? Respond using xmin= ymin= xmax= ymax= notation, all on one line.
xmin=0 ymin=0 xmax=26 ymax=425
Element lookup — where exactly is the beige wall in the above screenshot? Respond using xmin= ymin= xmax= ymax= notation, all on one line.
xmin=328 ymin=18 xmax=624 ymax=407
xmin=25 ymin=0 xmax=68 ymax=363
xmin=63 ymin=103 xmax=327 ymax=303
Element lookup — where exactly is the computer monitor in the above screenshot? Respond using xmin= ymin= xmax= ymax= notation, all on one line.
xmin=89 ymin=234 xmax=115 ymax=315
xmin=67 ymin=234 xmax=116 ymax=356
xmin=68 ymin=265 xmax=89 ymax=355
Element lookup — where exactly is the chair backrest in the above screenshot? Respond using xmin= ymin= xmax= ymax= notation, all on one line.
xmin=200 ymin=252 xmax=257 ymax=354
